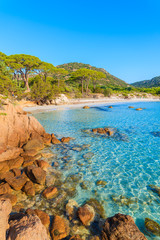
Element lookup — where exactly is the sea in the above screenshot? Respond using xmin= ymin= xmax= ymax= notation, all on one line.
xmin=33 ymin=101 xmax=160 ymax=239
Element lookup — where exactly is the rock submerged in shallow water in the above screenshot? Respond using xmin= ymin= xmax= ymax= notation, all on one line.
xmin=101 ymin=213 xmax=147 ymax=240
xmin=83 ymin=152 xmax=94 ymax=159
xmin=128 ymin=106 xmax=134 ymax=108
xmin=148 ymin=184 xmax=160 ymax=196
xmin=85 ymin=198 xmax=106 ymax=219
xmin=136 ymin=108 xmax=143 ymax=111
xmin=22 ymin=181 xmax=35 ymax=197
xmin=61 ymin=137 xmax=73 ymax=143
xmin=151 ymin=131 xmax=160 ymax=138
xmin=145 ymin=218 xmax=160 ymax=236
xmin=83 ymin=106 xmax=90 ymax=109
xmin=108 ymin=106 xmax=112 ymax=108
xmin=42 ymin=186 xmax=58 ymax=199
xmin=66 ymin=199 xmax=78 ymax=220
xmin=51 ymin=215 xmax=70 ymax=240
xmin=78 ymin=204 xmax=95 ymax=226
xmin=96 ymin=180 xmax=107 ymax=187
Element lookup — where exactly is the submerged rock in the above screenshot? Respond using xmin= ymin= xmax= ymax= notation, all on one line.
xmin=85 ymin=198 xmax=106 ymax=219
xmin=78 ymin=204 xmax=95 ymax=226
xmin=128 ymin=106 xmax=134 ymax=108
xmin=61 ymin=137 xmax=72 ymax=143
xmin=51 ymin=215 xmax=70 ymax=240
xmin=101 ymin=213 xmax=147 ymax=240
xmin=83 ymin=152 xmax=94 ymax=159
xmin=83 ymin=106 xmax=90 ymax=109
xmin=145 ymin=218 xmax=160 ymax=236
xmin=151 ymin=131 xmax=160 ymax=138
xmin=42 ymin=186 xmax=58 ymax=199
xmin=96 ymin=180 xmax=107 ymax=187
xmin=136 ymin=108 xmax=143 ymax=111
xmin=66 ymin=199 xmax=78 ymax=220
xmin=148 ymin=184 xmax=160 ymax=196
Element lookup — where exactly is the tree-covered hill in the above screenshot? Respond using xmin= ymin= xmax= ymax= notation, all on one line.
xmin=57 ymin=62 xmax=128 ymax=87
xmin=132 ymin=76 xmax=160 ymax=88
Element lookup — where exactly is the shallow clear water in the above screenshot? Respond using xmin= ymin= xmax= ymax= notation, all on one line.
xmin=34 ymin=102 xmax=160 ymax=239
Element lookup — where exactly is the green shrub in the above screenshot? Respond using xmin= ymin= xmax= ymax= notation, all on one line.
xmin=103 ymin=88 xmax=112 ymax=97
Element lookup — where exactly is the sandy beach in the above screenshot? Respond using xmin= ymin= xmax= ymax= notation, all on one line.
xmin=23 ymin=96 xmax=160 ymax=113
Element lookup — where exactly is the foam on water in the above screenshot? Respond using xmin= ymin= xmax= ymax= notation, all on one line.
xmin=34 ymin=102 xmax=160 ymax=239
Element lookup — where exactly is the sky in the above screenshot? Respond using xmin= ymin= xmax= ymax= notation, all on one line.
xmin=0 ymin=0 xmax=160 ymax=83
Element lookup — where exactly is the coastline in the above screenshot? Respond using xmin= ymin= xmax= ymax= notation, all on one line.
xmin=23 ymin=97 xmax=160 ymax=113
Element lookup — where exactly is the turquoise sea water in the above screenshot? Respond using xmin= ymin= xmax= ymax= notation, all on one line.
xmin=34 ymin=102 xmax=160 ymax=239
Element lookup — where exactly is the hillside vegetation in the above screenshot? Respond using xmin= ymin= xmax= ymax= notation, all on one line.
xmin=0 ymin=51 xmax=159 ymax=103
xmin=132 ymin=76 xmax=160 ymax=88
xmin=57 ymin=62 xmax=128 ymax=88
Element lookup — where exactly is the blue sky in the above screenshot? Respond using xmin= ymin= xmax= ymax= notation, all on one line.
xmin=0 ymin=0 xmax=160 ymax=83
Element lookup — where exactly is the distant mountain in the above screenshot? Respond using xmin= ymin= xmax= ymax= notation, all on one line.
xmin=132 ymin=76 xmax=160 ymax=88
xmin=57 ymin=62 xmax=128 ymax=87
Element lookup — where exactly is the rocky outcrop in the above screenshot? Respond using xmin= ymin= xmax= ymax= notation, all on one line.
xmin=0 ymin=101 xmax=49 ymax=161
xmin=0 ymin=198 xmax=12 ymax=240
xmin=7 ymin=214 xmax=49 ymax=240
xmin=101 ymin=213 xmax=147 ymax=240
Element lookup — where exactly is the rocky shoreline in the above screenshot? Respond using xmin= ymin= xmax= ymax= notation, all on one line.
xmin=0 ymin=99 xmax=159 ymax=239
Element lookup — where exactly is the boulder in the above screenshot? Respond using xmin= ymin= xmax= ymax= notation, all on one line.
xmin=0 ymin=198 xmax=12 ymax=240
xmin=78 ymin=204 xmax=95 ymax=226
xmin=42 ymin=133 xmax=51 ymax=145
xmin=136 ymin=108 xmax=143 ymax=111
xmin=23 ymin=181 xmax=35 ymax=197
xmin=35 ymin=160 xmax=50 ymax=170
xmin=42 ymin=186 xmax=58 ymax=199
xmin=145 ymin=218 xmax=160 ymax=236
xmin=108 ymin=106 xmax=112 ymax=108
xmin=0 ymin=161 xmax=9 ymax=173
xmin=101 ymin=213 xmax=147 ymax=240
xmin=26 ymin=166 xmax=46 ymax=185
xmin=51 ymin=215 xmax=70 ymax=240
xmin=0 ymin=194 xmax=17 ymax=206
xmin=7 ymin=156 xmax=24 ymax=170
xmin=51 ymin=137 xmax=61 ymax=144
xmin=54 ymin=94 xmax=69 ymax=105
xmin=26 ymin=209 xmax=50 ymax=229
xmin=66 ymin=199 xmax=78 ymax=220
xmin=0 ymin=102 xmax=46 ymax=152
xmin=83 ymin=106 xmax=90 ymax=109
xmin=5 ymin=174 xmax=27 ymax=191
xmin=11 ymin=168 xmax=21 ymax=177
xmin=0 ymin=148 xmax=23 ymax=162
xmin=61 ymin=137 xmax=72 ymax=143
xmin=0 ymin=182 xmax=12 ymax=195
xmin=7 ymin=214 xmax=49 ymax=240
xmin=23 ymin=139 xmax=44 ymax=152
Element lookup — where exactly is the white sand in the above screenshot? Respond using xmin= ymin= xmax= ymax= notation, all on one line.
xmin=23 ymin=97 xmax=160 ymax=113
